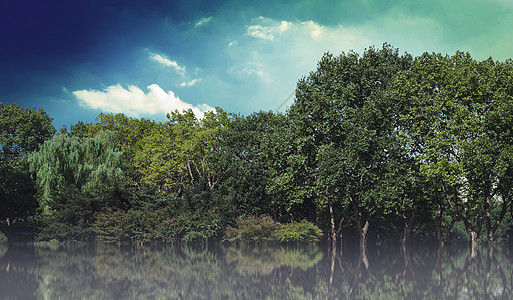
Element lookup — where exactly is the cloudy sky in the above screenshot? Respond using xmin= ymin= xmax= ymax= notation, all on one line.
xmin=2 ymin=0 xmax=513 ymax=129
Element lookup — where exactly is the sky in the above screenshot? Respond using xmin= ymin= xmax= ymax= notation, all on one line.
xmin=2 ymin=0 xmax=513 ymax=129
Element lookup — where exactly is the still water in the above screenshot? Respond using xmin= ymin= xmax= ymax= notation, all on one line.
xmin=1 ymin=241 xmax=512 ymax=299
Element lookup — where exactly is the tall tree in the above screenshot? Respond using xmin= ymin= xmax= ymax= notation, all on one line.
xmin=395 ymin=52 xmax=513 ymax=251
xmin=0 ymin=103 xmax=55 ymax=227
xmin=288 ymin=44 xmax=413 ymax=250
xmin=214 ymin=111 xmax=283 ymax=221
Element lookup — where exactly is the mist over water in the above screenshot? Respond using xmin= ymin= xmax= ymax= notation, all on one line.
xmin=1 ymin=241 xmax=512 ymax=299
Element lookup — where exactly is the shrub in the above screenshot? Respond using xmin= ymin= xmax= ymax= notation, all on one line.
xmin=276 ymin=220 xmax=323 ymax=243
xmin=225 ymin=215 xmax=281 ymax=242
xmin=158 ymin=209 xmax=221 ymax=242
xmin=93 ymin=209 xmax=130 ymax=242
xmin=127 ymin=208 xmax=168 ymax=241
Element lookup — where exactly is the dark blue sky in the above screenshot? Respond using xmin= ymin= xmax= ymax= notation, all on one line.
xmin=2 ymin=0 xmax=513 ymax=129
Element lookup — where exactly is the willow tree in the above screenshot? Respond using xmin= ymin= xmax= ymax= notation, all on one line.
xmin=288 ymin=44 xmax=413 ymax=249
xmin=28 ymin=131 xmax=125 ymax=240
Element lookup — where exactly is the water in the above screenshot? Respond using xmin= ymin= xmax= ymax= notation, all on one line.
xmin=1 ymin=241 xmax=512 ymax=299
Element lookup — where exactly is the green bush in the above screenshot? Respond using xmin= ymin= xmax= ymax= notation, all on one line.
xmin=0 ymin=231 xmax=7 ymax=243
xmin=158 ymin=209 xmax=221 ymax=242
xmin=276 ymin=220 xmax=323 ymax=243
xmin=225 ymin=215 xmax=281 ymax=242
xmin=93 ymin=209 xmax=130 ymax=242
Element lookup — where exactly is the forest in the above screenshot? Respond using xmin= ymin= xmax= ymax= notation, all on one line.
xmin=2 ymin=44 xmax=513 ymax=252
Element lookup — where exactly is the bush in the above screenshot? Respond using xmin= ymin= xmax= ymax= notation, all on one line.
xmin=0 ymin=231 xmax=7 ymax=243
xmin=225 ymin=215 xmax=281 ymax=242
xmin=276 ymin=220 xmax=323 ymax=243
xmin=93 ymin=209 xmax=130 ymax=242
xmin=158 ymin=209 xmax=221 ymax=242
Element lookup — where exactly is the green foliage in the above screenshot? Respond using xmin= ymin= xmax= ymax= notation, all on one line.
xmin=29 ymin=130 xmax=126 ymax=215
xmin=214 ymin=111 xmax=286 ymax=221
xmin=0 ymin=102 xmax=56 ymax=164
xmin=159 ymin=209 xmax=222 ymax=242
xmin=36 ymin=187 xmax=96 ymax=241
xmin=93 ymin=209 xmax=130 ymax=242
xmin=394 ymin=51 xmax=513 ymax=243
xmin=225 ymin=215 xmax=281 ymax=242
xmin=0 ymin=102 xmax=55 ymax=223
xmin=276 ymin=220 xmax=323 ymax=243
xmin=288 ymin=44 xmax=415 ymax=246
xmin=7 ymin=45 xmax=513 ymax=246
xmin=29 ymin=131 xmax=127 ymax=240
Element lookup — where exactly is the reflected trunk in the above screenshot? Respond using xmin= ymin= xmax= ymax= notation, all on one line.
xmin=402 ymin=216 xmax=412 ymax=248
xmin=470 ymin=231 xmax=479 ymax=258
xmin=360 ymin=220 xmax=369 ymax=270
xmin=329 ymin=239 xmax=336 ymax=296
xmin=328 ymin=198 xmax=336 ymax=249
xmin=435 ymin=246 xmax=444 ymax=298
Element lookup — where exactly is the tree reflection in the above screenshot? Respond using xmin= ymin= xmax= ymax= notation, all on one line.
xmin=1 ymin=242 xmax=513 ymax=299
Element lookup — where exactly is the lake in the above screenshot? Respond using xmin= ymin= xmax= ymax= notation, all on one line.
xmin=1 ymin=241 xmax=512 ymax=299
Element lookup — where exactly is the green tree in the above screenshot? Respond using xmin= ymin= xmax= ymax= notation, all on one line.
xmin=0 ymin=102 xmax=55 ymax=228
xmin=28 ymin=131 xmax=126 ymax=240
xmin=288 ymin=44 xmax=413 ymax=249
xmin=214 ymin=111 xmax=287 ymax=222
xmin=395 ymin=52 xmax=513 ymax=251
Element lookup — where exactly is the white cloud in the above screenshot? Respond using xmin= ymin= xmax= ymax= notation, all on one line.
xmin=178 ymin=79 xmax=200 ymax=87
xmin=150 ymin=53 xmax=186 ymax=74
xmin=195 ymin=16 xmax=212 ymax=28
xmin=233 ymin=18 xmax=373 ymax=85
xmin=225 ymin=17 xmax=379 ymax=112
xmin=230 ymin=15 xmax=458 ymax=112
xmin=73 ymin=84 xmax=215 ymax=119
xmin=247 ymin=17 xmax=291 ymax=40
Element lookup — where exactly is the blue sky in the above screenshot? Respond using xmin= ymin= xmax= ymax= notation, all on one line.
xmin=2 ymin=0 xmax=513 ymax=129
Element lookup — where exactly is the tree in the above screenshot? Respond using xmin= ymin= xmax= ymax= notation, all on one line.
xmin=28 ymin=131 xmax=126 ymax=240
xmin=214 ymin=111 xmax=283 ymax=221
xmin=395 ymin=52 xmax=513 ymax=252
xmin=0 ymin=102 xmax=55 ymax=228
xmin=288 ymin=44 xmax=413 ymax=250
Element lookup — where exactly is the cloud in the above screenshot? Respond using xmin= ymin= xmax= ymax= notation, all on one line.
xmin=178 ymin=79 xmax=200 ymax=87
xmin=73 ymin=84 xmax=215 ymax=119
xmin=195 ymin=16 xmax=212 ymax=28
xmin=150 ymin=53 xmax=186 ymax=74
xmin=247 ymin=17 xmax=291 ymax=40
xmin=233 ymin=18 xmax=373 ymax=83
xmin=224 ymin=17 xmax=378 ymax=112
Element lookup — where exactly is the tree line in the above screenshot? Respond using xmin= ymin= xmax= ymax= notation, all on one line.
xmin=2 ymin=44 xmax=513 ymax=251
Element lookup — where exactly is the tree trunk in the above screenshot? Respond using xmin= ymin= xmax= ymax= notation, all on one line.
xmin=351 ymin=196 xmax=369 ymax=252
xmin=436 ymin=202 xmax=444 ymax=247
xmin=485 ymin=193 xmax=508 ymax=244
xmin=360 ymin=219 xmax=369 ymax=252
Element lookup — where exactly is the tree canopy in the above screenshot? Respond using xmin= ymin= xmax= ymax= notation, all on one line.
xmin=4 ymin=45 xmax=513 ymax=250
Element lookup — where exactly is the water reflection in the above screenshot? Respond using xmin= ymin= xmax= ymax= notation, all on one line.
xmin=0 ymin=242 xmax=512 ymax=299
